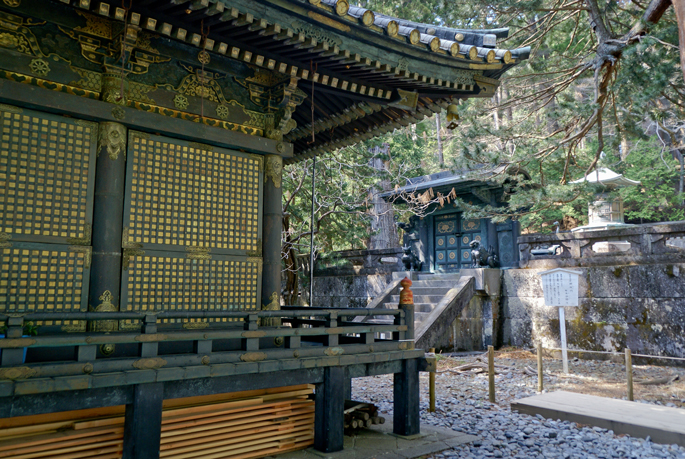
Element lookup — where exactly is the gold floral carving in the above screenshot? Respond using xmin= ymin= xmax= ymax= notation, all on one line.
xmin=324 ymin=347 xmax=344 ymax=356
xmin=263 ymin=292 xmax=279 ymax=312
xmin=3 ymin=0 xmax=21 ymax=7
xmin=98 ymin=122 xmax=126 ymax=160
xmin=264 ymin=155 xmax=283 ymax=188
xmin=0 ymin=367 xmax=37 ymax=380
xmin=74 ymin=11 xmax=112 ymax=39
xmin=240 ymin=352 xmax=267 ymax=362
xmin=132 ymin=357 xmax=167 ymax=370
xmin=90 ymin=290 xmax=118 ymax=332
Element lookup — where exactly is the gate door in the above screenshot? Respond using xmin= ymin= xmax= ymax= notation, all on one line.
xmin=434 ymin=213 xmax=483 ymax=271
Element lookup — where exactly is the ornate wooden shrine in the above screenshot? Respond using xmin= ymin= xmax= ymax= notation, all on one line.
xmin=380 ymin=167 xmax=531 ymax=271
xmin=0 ymin=0 xmax=527 ymax=457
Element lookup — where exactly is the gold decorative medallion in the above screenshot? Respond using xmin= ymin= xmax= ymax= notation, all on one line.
xmin=2 ymin=0 xmax=20 ymax=7
xmin=198 ymin=50 xmax=210 ymax=65
xmin=111 ymin=106 xmax=125 ymax=120
xmin=91 ymin=290 xmax=118 ymax=332
xmin=264 ymin=155 xmax=283 ymax=188
xmin=216 ymin=104 xmax=230 ymax=120
xmin=173 ymin=94 xmax=189 ymax=110
xmin=29 ymin=59 xmax=50 ymax=77
xmin=98 ymin=122 xmax=126 ymax=160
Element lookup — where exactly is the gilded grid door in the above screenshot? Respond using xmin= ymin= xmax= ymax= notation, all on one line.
xmin=434 ymin=213 xmax=483 ymax=271
xmin=0 ymin=104 xmax=97 ymax=327
xmin=120 ymin=131 xmax=263 ymax=323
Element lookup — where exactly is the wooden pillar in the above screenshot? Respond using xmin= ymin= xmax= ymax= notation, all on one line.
xmin=88 ymin=122 xmax=127 ymax=333
xmin=393 ymin=358 xmax=420 ymax=436
xmin=261 ymin=155 xmax=283 ymax=325
xmin=122 ymin=382 xmax=164 ymax=459
xmin=314 ymin=366 xmax=345 ymax=452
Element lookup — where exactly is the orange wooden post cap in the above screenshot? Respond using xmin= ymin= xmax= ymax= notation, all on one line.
xmin=399 ymin=277 xmax=413 ymax=305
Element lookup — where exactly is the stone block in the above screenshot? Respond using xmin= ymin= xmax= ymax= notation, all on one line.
xmin=627 ymin=264 xmax=685 ymax=299
xmin=587 ymin=266 xmax=630 ymax=298
xmin=503 ymin=269 xmax=545 ymax=297
xmin=504 ymin=318 xmax=532 ymax=347
xmin=578 ymin=298 xmax=630 ymax=324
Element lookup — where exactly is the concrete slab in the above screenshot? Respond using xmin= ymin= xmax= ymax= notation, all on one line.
xmin=268 ymin=422 xmax=478 ymax=459
xmin=512 ymin=391 xmax=685 ymax=447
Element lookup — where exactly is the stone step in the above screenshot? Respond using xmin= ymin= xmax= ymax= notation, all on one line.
xmin=389 ymin=295 xmax=447 ymax=304
xmin=385 ymin=303 xmax=435 ymax=313
xmin=416 ymin=273 xmax=462 ymax=281
xmin=415 ymin=311 xmax=430 ymax=323
xmin=406 ymin=287 xmax=453 ymax=296
xmin=410 ymin=280 xmax=462 ymax=288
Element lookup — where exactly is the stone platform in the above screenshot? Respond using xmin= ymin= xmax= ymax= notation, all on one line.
xmin=512 ymin=391 xmax=685 ymax=447
xmin=270 ymin=422 xmax=478 ymax=459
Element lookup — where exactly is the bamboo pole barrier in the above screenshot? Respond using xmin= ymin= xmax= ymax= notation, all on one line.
xmin=429 ymin=347 xmax=436 ymax=413
xmin=537 ymin=342 xmax=544 ymax=392
xmin=626 ymin=348 xmax=634 ymax=401
xmin=488 ymin=345 xmax=495 ymax=403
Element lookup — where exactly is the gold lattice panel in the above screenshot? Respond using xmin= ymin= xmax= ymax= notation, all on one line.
xmin=0 ymin=105 xmax=97 ymax=244
xmin=121 ymin=251 xmax=261 ymax=323
xmin=0 ymin=243 xmax=90 ymax=326
xmin=125 ymin=132 xmax=262 ymax=254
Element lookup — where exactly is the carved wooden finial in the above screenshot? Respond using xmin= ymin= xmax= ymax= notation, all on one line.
xmin=399 ymin=277 xmax=413 ymax=305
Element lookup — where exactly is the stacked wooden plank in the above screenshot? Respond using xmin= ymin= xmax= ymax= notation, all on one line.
xmin=0 ymin=385 xmax=315 ymax=459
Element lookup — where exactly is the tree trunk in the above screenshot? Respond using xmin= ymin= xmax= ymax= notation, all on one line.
xmin=673 ymin=0 xmax=685 ymax=82
xmin=368 ymin=145 xmax=400 ymax=250
xmin=435 ymin=114 xmax=444 ymax=166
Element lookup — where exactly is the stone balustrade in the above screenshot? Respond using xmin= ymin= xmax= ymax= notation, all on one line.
xmin=518 ymin=221 xmax=685 ymax=268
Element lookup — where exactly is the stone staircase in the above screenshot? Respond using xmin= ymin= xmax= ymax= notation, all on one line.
xmin=367 ymin=273 xmax=475 ymax=346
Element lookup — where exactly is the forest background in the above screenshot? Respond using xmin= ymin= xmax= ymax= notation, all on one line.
xmin=281 ymin=0 xmax=685 ymax=302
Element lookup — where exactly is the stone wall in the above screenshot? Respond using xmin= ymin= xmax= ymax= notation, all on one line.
xmin=502 ymin=263 xmax=685 ymax=358
xmin=311 ymin=273 xmax=394 ymax=309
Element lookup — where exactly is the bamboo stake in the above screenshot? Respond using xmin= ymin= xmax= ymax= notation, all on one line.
xmin=537 ymin=342 xmax=544 ymax=392
xmin=429 ymin=347 xmax=436 ymax=413
xmin=488 ymin=345 xmax=495 ymax=403
xmin=626 ymin=348 xmax=634 ymax=401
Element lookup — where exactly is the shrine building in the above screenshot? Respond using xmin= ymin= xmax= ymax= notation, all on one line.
xmin=0 ymin=0 xmax=528 ymax=457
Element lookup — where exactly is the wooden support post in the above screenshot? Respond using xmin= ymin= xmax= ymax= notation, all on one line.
xmin=344 ymin=375 xmax=352 ymax=401
xmin=314 ymin=366 xmax=345 ymax=453
xmin=140 ymin=315 xmax=158 ymax=358
xmin=626 ymin=348 xmax=634 ymax=402
xmin=122 ymin=383 xmax=164 ymax=459
xmin=244 ymin=314 xmax=260 ymax=351
xmin=488 ymin=345 xmax=495 ymax=403
xmin=398 ymin=277 xmax=414 ymax=341
xmin=261 ymin=155 xmax=283 ymax=327
xmin=393 ymin=358 xmax=420 ymax=436
xmin=537 ymin=342 xmax=544 ymax=392
xmin=326 ymin=312 xmax=339 ymax=346
xmin=1 ymin=317 xmax=24 ymax=365
xmin=89 ymin=122 xmax=127 ymax=334
xmin=429 ymin=348 xmax=436 ymax=413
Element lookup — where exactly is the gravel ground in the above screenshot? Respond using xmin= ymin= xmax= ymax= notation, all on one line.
xmin=351 ymin=350 xmax=685 ymax=459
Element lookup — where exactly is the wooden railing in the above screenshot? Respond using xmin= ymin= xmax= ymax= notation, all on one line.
xmin=518 ymin=221 xmax=685 ymax=268
xmin=0 ymin=307 xmax=416 ymax=380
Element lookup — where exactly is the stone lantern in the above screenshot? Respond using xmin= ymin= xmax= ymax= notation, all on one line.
xmin=570 ymin=167 xmax=641 ymax=232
